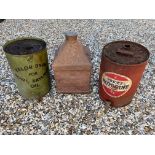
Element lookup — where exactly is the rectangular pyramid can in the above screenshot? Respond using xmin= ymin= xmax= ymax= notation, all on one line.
xmin=53 ymin=32 xmax=92 ymax=93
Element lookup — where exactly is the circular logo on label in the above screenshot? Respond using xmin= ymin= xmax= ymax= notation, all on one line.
xmin=102 ymin=72 xmax=132 ymax=98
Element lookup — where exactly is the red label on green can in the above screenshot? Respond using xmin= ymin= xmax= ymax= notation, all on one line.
xmin=102 ymin=72 xmax=132 ymax=98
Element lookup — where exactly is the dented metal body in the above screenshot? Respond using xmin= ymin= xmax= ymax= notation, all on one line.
xmin=99 ymin=41 xmax=150 ymax=107
xmin=3 ymin=38 xmax=50 ymax=99
xmin=53 ymin=32 xmax=92 ymax=93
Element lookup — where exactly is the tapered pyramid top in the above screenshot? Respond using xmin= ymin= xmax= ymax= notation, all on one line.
xmin=65 ymin=31 xmax=78 ymax=41
xmin=53 ymin=32 xmax=92 ymax=71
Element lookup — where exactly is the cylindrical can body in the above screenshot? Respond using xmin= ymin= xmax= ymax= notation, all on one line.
xmin=3 ymin=38 xmax=50 ymax=99
xmin=99 ymin=41 xmax=150 ymax=107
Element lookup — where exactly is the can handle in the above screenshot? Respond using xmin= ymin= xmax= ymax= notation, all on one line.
xmin=116 ymin=44 xmax=134 ymax=57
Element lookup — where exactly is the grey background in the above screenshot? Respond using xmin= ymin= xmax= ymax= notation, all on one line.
xmin=0 ymin=19 xmax=155 ymax=134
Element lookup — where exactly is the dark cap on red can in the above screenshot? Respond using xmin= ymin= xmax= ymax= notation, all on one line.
xmin=103 ymin=41 xmax=150 ymax=65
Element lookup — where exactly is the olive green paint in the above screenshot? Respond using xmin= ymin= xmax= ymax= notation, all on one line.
xmin=4 ymin=45 xmax=50 ymax=99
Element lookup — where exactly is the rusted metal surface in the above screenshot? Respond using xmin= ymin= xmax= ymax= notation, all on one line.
xmin=99 ymin=41 xmax=150 ymax=107
xmin=3 ymin=38 xmax=50 ymax=99
xmin=53 ymin=32 xmax=92 ymax=93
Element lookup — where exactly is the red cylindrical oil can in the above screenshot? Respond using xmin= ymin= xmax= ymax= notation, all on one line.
xmin=99 ymin=41 xmax=150 ymax=107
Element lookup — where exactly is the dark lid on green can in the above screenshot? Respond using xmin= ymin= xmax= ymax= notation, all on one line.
xmin=3 ymin=38 xmax=46 ymax=55
xmin=103 ymin=41 xmax=150 ymax=65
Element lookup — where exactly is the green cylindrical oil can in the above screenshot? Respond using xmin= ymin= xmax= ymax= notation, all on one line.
xmin=3 ymin=38 xmax=50 ymax=99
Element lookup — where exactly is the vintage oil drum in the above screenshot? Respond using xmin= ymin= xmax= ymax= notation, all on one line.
xmin=3 ymin=38 xmax=50 ymax=99
xmin=99 ymin=41 xmax=150 ymax=107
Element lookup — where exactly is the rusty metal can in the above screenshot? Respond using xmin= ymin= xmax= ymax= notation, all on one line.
xmin=53 ymin=32 xmax=92 ymax=93
xmin=3 ymin=38 xmax=50 ymax=99
xmin=99 ymin=41 xmax=150 ymax=107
